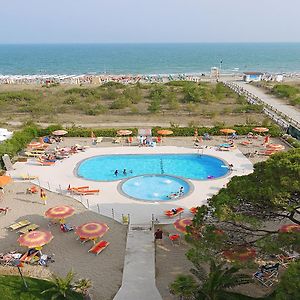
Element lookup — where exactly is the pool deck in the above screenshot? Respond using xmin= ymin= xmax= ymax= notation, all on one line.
xmin=8 ymin=145 xmax=253 ymax=225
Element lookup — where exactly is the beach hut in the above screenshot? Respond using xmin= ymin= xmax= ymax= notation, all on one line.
xmin=243 ymin=72 xmax=263 ymax=83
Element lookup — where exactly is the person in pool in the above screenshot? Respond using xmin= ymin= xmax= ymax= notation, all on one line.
xmin=114 ymin=170 xmax=118 ymax=176
xmin=179 ymin=186 xmax=184 ymax=195
xmin=123 ymin=169 xmax=127 ymax=175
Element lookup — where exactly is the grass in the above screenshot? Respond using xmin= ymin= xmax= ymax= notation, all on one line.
xmin=0 ymin=275 xmax=83 ymax=300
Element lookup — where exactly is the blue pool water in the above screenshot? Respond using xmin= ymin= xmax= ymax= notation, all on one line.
xmin=120 ymin=175 xmax=191 ymax=202
xmin=76 ymin=154 xmax=228 ymax=181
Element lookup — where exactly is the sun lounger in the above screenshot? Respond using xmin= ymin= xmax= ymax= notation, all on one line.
xmin=169 ymin=234 xmax=180 ymax=246
xmin=26 ymin=186 xmax=38 ymax=194
xmin=68 ymin=186 xmax=90 ymax=192
xmin=0 ymin=207 xmax=10 ymax=215
xmin=8 ymin=220 xmax=31 ymax=231
xmin=276 ymin=254 xmax=297 ymax=268
xmin=88 ymin=240 xmax=110 ymax=255
xmin=253 ymin=270 xmax=278 ymax=287
xmin=113 ymin=137 xmax=122 ymax=144
xmin=96 ymin=137 xmax=103 ymax=143
xmin=25 ymin=151 xmax=42 ymax=157
xmin=74 ymin=189 xmax=100 ymax=195
xmin=18 ymin=224 xmax=39 ymax=234
xmin=164 ymin=207 xmax=184 ymax=218
xmin=20 ymin=174 xmax=38 ymax=180
xmin=20 ymin=251 xmax=39 ymax=264
xmin=189 ymin=207 xmax=198 ymax=215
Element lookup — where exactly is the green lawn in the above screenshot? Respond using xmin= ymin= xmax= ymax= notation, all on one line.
xmin=0 ymin=275 xmax=83 ymax=300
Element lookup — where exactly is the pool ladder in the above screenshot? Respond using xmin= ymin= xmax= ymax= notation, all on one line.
xmin=160 ymin=159 xmax=164 ymax=174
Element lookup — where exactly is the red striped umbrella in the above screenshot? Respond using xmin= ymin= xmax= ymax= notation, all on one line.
xmin=45 ymin=206 xmax=75 ymax=220
xmin=117 ymin=130 xmax=132 ymax=136
xmin=279 ymin=224 xmax=300 ymax=233
xmin=75 ymin=222 xmax=109 ymax=239
xmin=223 ymin=247 xmax=256 ymax=262
xmin=253 ymin=127 xmax=269 ymax=133
xmin=18 ymin=230 xmax=53 ymax=248
xmin=174 ymin=218 xmax=192 ymax=234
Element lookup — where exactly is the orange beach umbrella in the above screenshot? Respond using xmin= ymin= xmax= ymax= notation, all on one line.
xmin=45 ymin=205 xmax=75 ymax=220
xmin=0 ymin=175 xmax=12 ymax=187
xmin=52 ymin=130 xmax=68 ymax=136
xmin=220 ymin=128 xmax=236 ymax=135
xmin=75 ymin=222 xmax=109 ymax=239
xmin=279 ymin=224 xmax=300 ymax=233
xmin=117 ymin=130 xmax=132 ymax=136
xmin=174 ymin=218 xmax=193 ymax=234
xmin=223 ymin=247 xmax=256 ymax=262
xmin=253 ymin=127 xmax=269 ymax=133
xmin=157 ymin=129 xmax=173 ymax=136
xmin=18 ymin=230 xmax=53 ymax=248
xmin=267 ymin=144 xmax=285 ymax=151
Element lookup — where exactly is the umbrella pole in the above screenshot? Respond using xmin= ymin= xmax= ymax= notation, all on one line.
xmin=18 ymin=266 xmax=28 ymax=289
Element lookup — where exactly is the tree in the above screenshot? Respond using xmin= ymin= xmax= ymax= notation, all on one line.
xmin=275 ymin=261 xmax=300 ymax=300
xmin=171 ymin=259 xmax=252 ymax=300
xmin=191 ymin=149 xmax=300 ymax=256
xmin=42 ymin=270 xmax=79 ymax=299
xmin=170 ymin=275 xmax=197 ymax=300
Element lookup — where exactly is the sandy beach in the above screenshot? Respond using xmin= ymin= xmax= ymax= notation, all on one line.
xmin=0 ymin=181 xmax=127 ymax=300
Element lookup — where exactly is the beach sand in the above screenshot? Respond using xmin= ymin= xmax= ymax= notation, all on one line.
xmin=0 ymin=182 xmax=127 ymax=300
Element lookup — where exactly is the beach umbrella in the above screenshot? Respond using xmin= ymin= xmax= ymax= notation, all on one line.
xmin=223 ymin=247 xmax=256 ymax=262
xmin=253 ymin=127 xmax=269 ymax=134
xmin=267 ymin=144 xmax=285 ymax=151
xmin=117 ymin=130 xmax=132 ymax=136
xmin=220 ymin=128 xmax=236 ymax=135
xmin=279 ymin=224 xmax=300 ymax=233
xmin=157 ymin=130 xmax=173 ymax=136
xmin=27 ymin=142 xmax=45 ymax=149
xmin=45 ymin=205 xmax=75 ymax=220
xmin=18 ymin=230 xmax=53 ymax=248
xmin=174 ymin=218 xmax=192 ymax=234
xmin=75 ymin=222 xmax=109 ymax=240
xmin=52 ymin=130 xmax=68 ymax=136
xmin=0 ymin=175 xmax=12 ymax=187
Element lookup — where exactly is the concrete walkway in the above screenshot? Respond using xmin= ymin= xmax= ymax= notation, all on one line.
xmin=114 ymin=225 xmax=162 ymax=300
xmin=234 ymin=81 xmax=300 ymax=125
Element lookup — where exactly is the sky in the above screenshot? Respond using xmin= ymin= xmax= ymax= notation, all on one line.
xmin=0 ymin=0 xmax=299 ymax=44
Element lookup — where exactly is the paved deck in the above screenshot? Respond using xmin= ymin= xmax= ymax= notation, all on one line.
xmin=234 ymin=81 xmax=300 ymax=124
xmin=114 ymin=225 xmax=162 ymax=300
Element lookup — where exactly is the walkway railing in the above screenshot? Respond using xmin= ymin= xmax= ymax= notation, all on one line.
xmin=223 ymin=81 xmax=300 ymax=131
xmin=31 ymin=178 xmax=129 ymax=224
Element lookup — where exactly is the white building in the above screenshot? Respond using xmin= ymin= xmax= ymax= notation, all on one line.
xmin=243 ymin=72 xmax=264 ymax=82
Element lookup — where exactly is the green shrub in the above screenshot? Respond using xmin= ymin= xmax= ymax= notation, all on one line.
xmin=110 ymin=98 xmax=131 ymax=109
xmin=272 ymin=85 xmax=299 ymax=99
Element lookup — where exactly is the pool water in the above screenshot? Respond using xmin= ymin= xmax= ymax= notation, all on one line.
xmin=120 ymin=175 xmax=191 ymax=202
xmin=76 ymin=154 xmax=228 ymax=181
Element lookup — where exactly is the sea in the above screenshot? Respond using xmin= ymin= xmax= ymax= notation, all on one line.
xmin=0 ymin=43 xmax=300 ymax=76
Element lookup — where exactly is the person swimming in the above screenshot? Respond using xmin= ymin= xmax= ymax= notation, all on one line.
xmin=114 ymin=170 xmax=119 ymax=176
xmin=123 ymin=169 xmax=127 ymax=175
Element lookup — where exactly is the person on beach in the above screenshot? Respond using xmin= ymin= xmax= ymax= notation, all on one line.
xmin=154 ymin=228 xmax=163 ymax=244
xmin=40 ymin=188 xmax=47 ymax=205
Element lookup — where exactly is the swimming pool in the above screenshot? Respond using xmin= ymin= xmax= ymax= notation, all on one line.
xmin=120 ymin=175 xmax=192 ymax=202
xmin=76 ymin=154 xmax=229 ymax=181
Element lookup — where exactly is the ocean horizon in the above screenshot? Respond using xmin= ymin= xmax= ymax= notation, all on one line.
xmin=0 ymin=43 xmax=300 ymax=76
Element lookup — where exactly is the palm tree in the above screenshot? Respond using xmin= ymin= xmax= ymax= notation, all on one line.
xmin=42 ymin=270 xmax=77 ymax=299
xmin=73 ymin=278 xmax=92 ymax=296
xmin=192 ymin=259 xmax=252 ymax=300
xmin=170 ymin=274 xmax=197 ymax=300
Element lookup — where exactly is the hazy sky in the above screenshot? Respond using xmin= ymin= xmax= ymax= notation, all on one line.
xmin=0 ymin=0 xmax=299 ymax=43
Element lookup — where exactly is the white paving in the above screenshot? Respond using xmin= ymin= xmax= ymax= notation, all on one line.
xmin=8 ymin=146 xmax=253 ymax=224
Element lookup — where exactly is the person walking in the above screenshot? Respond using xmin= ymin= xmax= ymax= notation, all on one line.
xmin=40 ymin=188 xmax=47 ymax=205
xmin=154 ymin=228 xmax=163 ymax=244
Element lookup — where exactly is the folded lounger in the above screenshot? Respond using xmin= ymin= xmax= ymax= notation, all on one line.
xmin=88 ymin=240 xmax=110 ymax=255
xmin=164 ymin=207 xmax=184 ymax=218
xmin=8 ymin=220 xmax=31 ymax=231
xmin=18 ymin=224 xmax=39 ymax=234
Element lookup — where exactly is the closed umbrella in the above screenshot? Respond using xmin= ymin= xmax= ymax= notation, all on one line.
xmin=18 ymin=230 xmax=53 ymax=248
xmin=45 ymin=205 xmax=75 ymax=220
xmin=75 ymin=222 xmax=109 ymax=240
xmin=0 ymin=175 xmax=12 ymax=187
xmin=52 ymin=130 xmax=68 ymax=136
xmin=174 ymin=218 xmax=192 ymax=234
